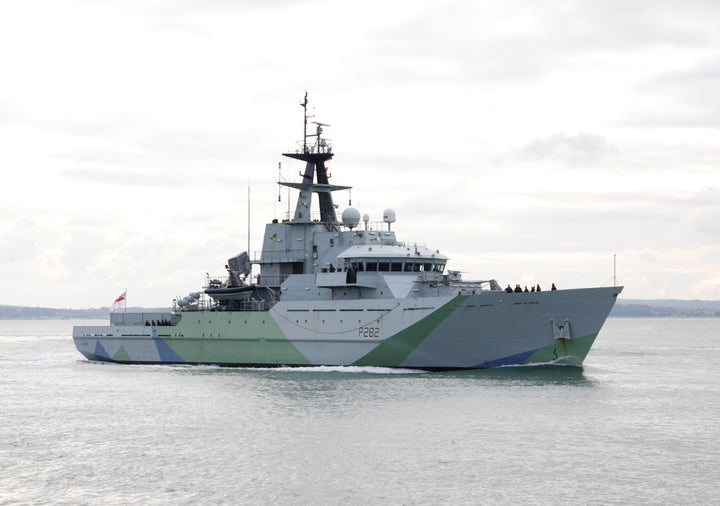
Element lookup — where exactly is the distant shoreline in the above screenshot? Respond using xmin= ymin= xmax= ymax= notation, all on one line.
xmin=2 ymin=300 xmax=720 ymax=319
xmin=610 ymin=299 xmax=720 ymax=318
xmin=0 ymin=305 xmax=170 ymax=320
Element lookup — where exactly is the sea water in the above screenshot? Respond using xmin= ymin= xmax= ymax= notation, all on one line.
xmin=1 ymin=318 xmax=718 ymax=505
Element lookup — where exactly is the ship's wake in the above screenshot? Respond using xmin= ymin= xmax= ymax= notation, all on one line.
xmin=238 ymin=365 xmax=427 ymax=374
xmin=0 ymin=352 xmax=81 ymax=366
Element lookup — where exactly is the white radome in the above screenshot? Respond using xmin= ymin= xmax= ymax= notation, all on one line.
xmin=342 ymin=207 xmax=361 ymax=229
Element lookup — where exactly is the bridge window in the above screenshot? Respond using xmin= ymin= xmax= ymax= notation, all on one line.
xmin=404 ymin=262 xmax=421 ymax=272
xmin=346 ymin=258 xmax=444 ymax=273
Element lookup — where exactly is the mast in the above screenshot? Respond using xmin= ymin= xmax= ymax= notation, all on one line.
xmin=613 ymin=253 xmax=617 ymax=287
xmin=280 ymin=93 xmax=350 ymax=231
xmin=302 ymin=92 xmax=310 ymax=153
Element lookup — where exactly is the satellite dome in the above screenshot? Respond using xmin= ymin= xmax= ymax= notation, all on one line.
xmin=383 ymin=209 xmax=396 ymax=223
xmin=342 ymin=207 xmax=361 ymax=229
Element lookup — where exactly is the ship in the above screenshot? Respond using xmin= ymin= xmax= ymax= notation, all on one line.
xmin=73 ymin=94 xmax=622 ymax=370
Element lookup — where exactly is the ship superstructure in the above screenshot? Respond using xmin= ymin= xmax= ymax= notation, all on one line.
xmin=73 ymin=95 xmax=622 ymax=370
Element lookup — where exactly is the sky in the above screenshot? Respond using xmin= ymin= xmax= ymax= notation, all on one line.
xmin=1 ymin=0 xmax=719 ymax=308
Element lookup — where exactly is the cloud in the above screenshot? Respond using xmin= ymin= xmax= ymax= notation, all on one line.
xmin=53 ymin=122 xmax=286 ymax=188
xmin=0 ymin=220 xmax=70 ymax=283
xmin=498 ymin=132 xmax=619 ymax=167
xmin=58 ymin=129 xmax=254 ymax=168
xmin=146 ymin=0 xmax=320 ymax=17
xmin=629 ymin=58 xmax=720 ymax=128
xmin=616 ymin=245 xmax=720 ymax=299
xmin=682 ymin=199 xmax=720 ymax=235
xmin=0 ymin=101 xmax=29 ymax=126
xmin=61 ymin=167 xmax=189 ymax=187
xmin=347 ymin=0 xmax=718 ymax=86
